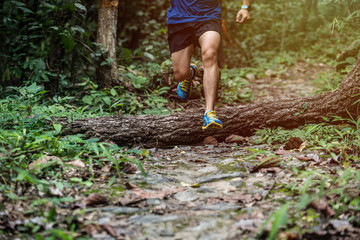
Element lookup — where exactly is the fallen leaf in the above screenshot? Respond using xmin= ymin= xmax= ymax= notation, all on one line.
xmin=203 ymin=136 xmax=219 ymax=146
xmin=221 ymin=192 xmax=262 ymax=204
xmin=81 ymin=224 xmax=100 ymax=236
xmin=279 ymin=232 xmax=298 ymax=240
xmin=49 ymin=186 xmax=63 ymax=197
xmin=120 ymin=162 xmax=137 ymax=174
xmin=308 ymin=199 xmax=335 ymax=217
xmin=117 ymin=196 xmax=142 ymax=206
xmin=131 ymin=187 xmax=183 ymax=200
xmin=85 ymin=193 xmax=107 ymax=206
xmin=298 ymin=141 xmax=307 ymax=152
xmin=306 ymin=153 xmax=320 ymax=162
xmin=275 ymin=149 xmax=291 ymax=155
xmin=102 ymin=224 xmax=117 ymax=237
xmin=258 ymin=167 xmax=282 ymax=173
xmin=250 ymin=157 xmax=281 ymax=173
xmin=233 ymin=218 xmax=263 ymax=232
xmin=191 ymin=159 xmax=208 ymax=163
xmin=125 ymin=182 xmax=138 ymax=189
xmin=0 ymin=193 xmax=3 ymax=203
xmin=29 ymin=156 xmax=61 ymax=171
xmin=101 ymin=165 xmax=111 ymax=173
xmin=180 ymin=182 xmax=201 ymax=188
xmin=125 ymin=182 xmax=184 ymax=200
xmin=284 ymin=137 xmax=303 ymax=150
xmin=225 ymin=135 xmax=246 ymax=144
xmin=296 ymin=155 xmax=313 ymax=161
xmin=67 ymin=159 xmax=85 ymax=169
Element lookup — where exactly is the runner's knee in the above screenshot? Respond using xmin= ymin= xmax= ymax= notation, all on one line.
xmin=202 ymin=48 xmax=217 ymax=65
xmin=173 ymin=67 xmax=189 ymax=81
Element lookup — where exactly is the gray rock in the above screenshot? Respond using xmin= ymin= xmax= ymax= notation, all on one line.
xmin=128 ymin=214 xmax=180 ymax=224
xmin=85 ymin=206 xmax=144 ymax=214
xmin=174 ymin=190 xmax=199 ymax=202
xmin=194 ymin=202 xmax=240 ymax=211
xmin=197 ymin=172 xmax=243 ymax=183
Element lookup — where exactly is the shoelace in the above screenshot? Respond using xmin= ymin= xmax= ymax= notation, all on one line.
xmin=206 ymin=110 xmax=218 ymax=120
xmin=180 ymin=79 xmax=192 ymax=92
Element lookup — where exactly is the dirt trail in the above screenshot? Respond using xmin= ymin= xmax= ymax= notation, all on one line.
xmin=74 ymin=62 xmax=360 ymax=240
xmin=251 ymin=62 xmax=331 ymax=101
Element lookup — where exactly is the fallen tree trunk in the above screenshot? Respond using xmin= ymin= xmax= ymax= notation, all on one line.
xmin=62 ymin=57 xmax=360 ymax=148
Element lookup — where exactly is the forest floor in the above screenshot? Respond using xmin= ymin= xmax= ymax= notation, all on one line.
xmin=2 ymin=62 xmax=360 ymax=240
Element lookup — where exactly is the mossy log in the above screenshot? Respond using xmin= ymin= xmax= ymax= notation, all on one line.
xmin=62 ymin=57 xmax=360 ymax=148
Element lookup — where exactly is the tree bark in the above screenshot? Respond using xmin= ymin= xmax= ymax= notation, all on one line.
xmin=97 ymin=0 xmax=120 ymax=87
xmin=62 ymin=57 xmax=360 ymax=148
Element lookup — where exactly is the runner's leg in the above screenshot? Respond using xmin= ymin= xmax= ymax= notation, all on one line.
xmin=198 ymin=31 xmax=221 ymax=111
xmin=171 ymin=44 xmax=195 ymax=82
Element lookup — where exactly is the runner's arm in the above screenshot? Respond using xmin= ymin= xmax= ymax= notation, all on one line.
xmin=236 ymin=0 xmax=251 ymax=23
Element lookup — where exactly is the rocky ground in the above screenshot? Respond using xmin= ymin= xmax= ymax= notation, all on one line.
xmin=2 ymin=62 xmax=360 ymax=240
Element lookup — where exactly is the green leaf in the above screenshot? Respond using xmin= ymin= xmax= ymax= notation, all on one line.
xmin=75 ymin=3 xmax=87 ymax=12
xmin=103 ymin=96 xmax=111 ymax=106
xmin=268 ymin=204 xmax=289 ymax=240
xmin=61 ymin=32 xmax=75 ymax=52
xmin=110 ymin=88 xmax=117 ymax=96
xmin=41 ymin=72 xmax=49 ymax=82
xmin=70 ymin=177 xmax=83 ymax=183
xmin=18 ymin=6 xmax=34 ymax=14
xmin=82 ymin=95 xmax=93 ymax=105
xmin=53 ymin=123 xmax=62 ymax=132
xmin=132 ymin=76 xmax=148 ymax=89
xmin=144 ymin=52 xmax=155 ymax=61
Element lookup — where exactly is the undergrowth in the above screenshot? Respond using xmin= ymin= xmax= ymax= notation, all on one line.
xmin=254 ymin=117 xmax=360 ymax=239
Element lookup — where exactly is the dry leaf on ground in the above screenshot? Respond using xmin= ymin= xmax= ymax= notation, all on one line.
xmin=85 ymin=193 xmax=107 ymax=206
xmin=125 ymin=182 xmax=138 ymax=189
xmin=275 ymin=149 xmax=291 ymax=155
xmin=29 ymin=156 xmax=61 ymax=171
xmin=296 ymin=153 xmax=320 ymax=162
xmin=203 ymin=136 xmax=219 ymax=146
xmin=284 ymin=137 xmax=303 ymax=150
xmin=67 ymin=159 xmax=85 ymax=169
xmin=250 ymin=157 xmax=282 ymax=173
xmin=308 ymin=199 xmax=335 ymax=217
xmin=191 ymin=159 xmax=208 ymax=163
xmin=101 ymin=165 xmax=111 ymax=173
xmin=125 ymin=182 xmax=184 ymax=200
xmin=258 ymin=167 xmax=282 ymax=173
xmin=102 ymin=224 xmax=117 ymax=237
xmin=225 ymin=135 xmax=246 ymax=144
xmin=116 ymin=196 xmax=142 ymax=206
xmin=120 ymin=162 xmax=137 ymax=174
xmin=131 ymin=187 xmax=183 ymax=200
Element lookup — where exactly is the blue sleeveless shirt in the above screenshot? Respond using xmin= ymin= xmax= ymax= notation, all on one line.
xmin=167 ymin=0 xmax=221 ymax=24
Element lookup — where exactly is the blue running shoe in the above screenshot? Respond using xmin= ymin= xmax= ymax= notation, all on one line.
xmin=177 ymin=64 xmax=198 ymax=101
xmin=202 ymin=110 xmax=223 ymax=130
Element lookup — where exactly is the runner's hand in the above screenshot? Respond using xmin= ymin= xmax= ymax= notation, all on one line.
xmin=236 ymin=9 xmax=250 ymax=23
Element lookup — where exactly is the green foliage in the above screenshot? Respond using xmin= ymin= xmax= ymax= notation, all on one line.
xmin=0 ymin=83 xmax=148 ymax=185
xmin=218 ymin=68 xmax=254 ymax=103
xmin=253 ymin=118 xmax=360 ymax=239
xmin=220 ymin=0 xmax=360 ymax=68
xmin=0 ymin=0 xmax=97 ymax=91
xmin=118 ymin=0 xmax=169 ymax=64
xmin=312 ymin=70 xmax=344 ymax=93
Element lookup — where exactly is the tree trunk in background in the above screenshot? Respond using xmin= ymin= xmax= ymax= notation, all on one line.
xmin=97 ymin=0 xmax=119 ymax=87
xmin=61 ymin=57 xmax=360 ymax=148
xmin=299 ymin=0 xmax=312 ymax=32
